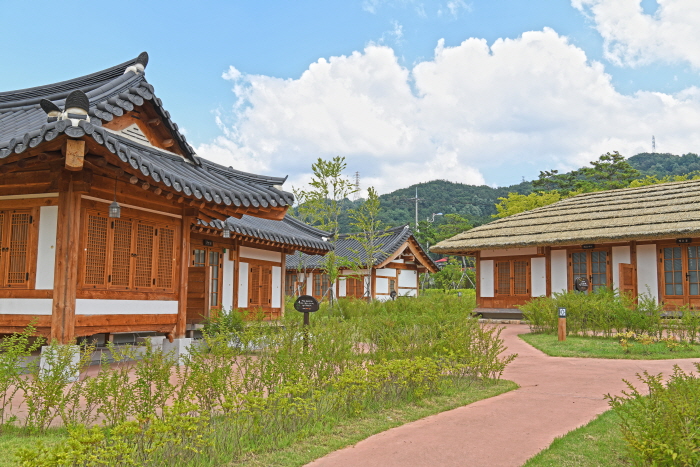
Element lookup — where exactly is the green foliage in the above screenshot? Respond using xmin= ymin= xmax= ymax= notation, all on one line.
xmin=202 ymin=309 xmax=244 ymax=337
xmin=493 ymin=191 xmax=564 ymax=218
xmin=628 ymin=171 xmax=700 ymax=187
xmin=606 ymin=364 xmax=700 ymax=466
xmin=628 ymin=152 xmax=700 ymax=177
xmin=10 ymin=295 xmax=516 ymax=466
xmin=0 ymin=322 xmax=44 ymax=432
xmin=431 ymin=258 xmax=466 ymax=290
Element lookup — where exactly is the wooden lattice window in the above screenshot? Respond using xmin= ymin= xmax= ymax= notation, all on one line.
xmin=513 ymin=261 xmax=528 ymax=295
xmin=248 ymin=264 xmax=272 ymax=307
xmin=0 ymin=209 xmax=36 ymax=288
xmin=81 ymin=210 xmax=177 ymax=292
xmin=496 ymin=261 xmax=510 ymax=295
xmin=569 ymin=249 xmax=609 ymax=292
xmin=495 ymin=259 xmax=530 ymax=296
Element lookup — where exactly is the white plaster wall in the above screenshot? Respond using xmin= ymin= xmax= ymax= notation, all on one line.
xmin=376 ymin=277 xmax=389 ymax=294
xmin=391 ymin=258 xmax=405 ymax=263
xmin=480 ymin=260 xmax=494 ymax=298
xmin=338 ymin=277 xmax=347 ymax=297
xmin=481 ymin=247 xmax=538 ymax=257
xmin=531 ymin=257 xmax=546 ymax=297
xmin=271 ymin=266 xmax=281 ymax=308
xmin=402 ymin=288 xmax=417 ymax=297
xmin=399 ymin=269 xmax=417 ymax=288
xmin=75 ymin=299 xmax=177 ymax=315
xmin=637 ymin=244 xmax=658 ymax=301
xmin=376 ymin=268 xmax=397 ymax=277
xmin=0 ymin=299 xmax=52 ymax=315
xmin=239 ymin=246 xmax=281 ymax=263
xmin=222 ymin=257 xmax=234 ymax=311
xmin=551 ymin=250 xmax=568 ymax=294
xmin=36 ymin=206 xmax=58 ymax=289
xmin=237 ymin=262 xmax=249 ymax=308
xmin=612 ymin=246 xmax=631 ymax=290
xmin=306 ymin=273 xmax=313 ymax=295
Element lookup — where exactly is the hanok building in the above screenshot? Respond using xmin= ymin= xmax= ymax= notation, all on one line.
xmin=0 ymin=52 xmax=327 ymax=349
xmin=431 ymin=181 xmax=700 ymax=311
xmin=287 ymin=225 xmax=438 ymax=301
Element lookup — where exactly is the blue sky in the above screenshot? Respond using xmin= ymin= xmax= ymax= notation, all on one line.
xmin=1 ymin=0 xmax=699 ymax=192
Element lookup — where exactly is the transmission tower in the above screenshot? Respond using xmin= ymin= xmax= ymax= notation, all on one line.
xmin=652 ymin=135 xmax=656 ymax=153
xmin=353 ymin=172 xmax=360 ymax=201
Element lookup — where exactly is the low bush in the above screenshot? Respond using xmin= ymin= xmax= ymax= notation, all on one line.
xmin=8 ymin=294 xmax=516 ymax=465
xmin=606 ymin=363 xmax=700 ymax=466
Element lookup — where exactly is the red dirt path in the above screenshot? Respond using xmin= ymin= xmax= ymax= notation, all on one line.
xmin=305 ymin=324 xmax=700 ymax=467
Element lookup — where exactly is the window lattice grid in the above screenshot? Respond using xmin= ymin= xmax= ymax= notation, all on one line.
xmin=250 ymin=265 xmax=261 ymax=305
xmin=261 ymin=266 xmax=271 ymax=305
xmin=134 ymin=224 xmax=154 ymax=288
xmin=209 ymin=252 xmax=220 ymax=308
xmin=590 ymin=251 xmax=608 ymax=291
xmin=496 ymin=261 xmax=510 ymax=295
xmin=572 ymin=252 xmax=587 ymax=277
xmin=513 ymin=261 xmax=528 ymax=295
xmin=157 ymin=227 xmax=175 ymax=289
xmin=688 ymin=247 xmax=700 ymax=296
xmin=84 ymin=214 xmax=108 ymax=286
xmin=110 ymin=219 xmax=133 ymax=287
xmin=7 ymin=212 xmax=30 ymax=285
xmin=664 ymin=247 xmax=683 ymax=296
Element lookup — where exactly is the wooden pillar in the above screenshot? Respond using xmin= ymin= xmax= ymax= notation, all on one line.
xmin=474 ymin=252 xmax=481 ymax=308
xmin=371 ymin=268 xmax=377 ymax=300
xmin=280 ymin=251 xmax=286 ymax=317
xmin=630 ymin=241 xmax=638 ymax=301
xmin=51 ymin=174 xmax=82 ymax=344
xmin=232 ymin=239 xmax=240 ymax=310
xmin=176 ymin=209 xmax=195 ymax=338
xmin=545 ymin=246 xmax=552 ymax=297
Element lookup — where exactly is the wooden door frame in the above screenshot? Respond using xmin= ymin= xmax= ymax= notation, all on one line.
xmin=657 ymin=242 xmax=700 ymax=308
xmin=567 ymin=247 xmax=612 ymax=292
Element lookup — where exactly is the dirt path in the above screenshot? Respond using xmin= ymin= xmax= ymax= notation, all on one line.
xmin=306 ymin=324 xmax=700 ymax=467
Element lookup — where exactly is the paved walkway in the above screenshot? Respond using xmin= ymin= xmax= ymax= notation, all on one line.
xmin=306 ymin=324 xmax=700 ymax=467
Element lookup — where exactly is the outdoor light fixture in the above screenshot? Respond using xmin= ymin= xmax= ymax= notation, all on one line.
xmin=109 ymin=178 xmax=121 ymax=218
xmin=222 ymin=224 xmax=231 ymax=238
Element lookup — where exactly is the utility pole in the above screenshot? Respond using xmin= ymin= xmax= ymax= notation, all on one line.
xmin=407 ymin=187 xmax=421 ymax=231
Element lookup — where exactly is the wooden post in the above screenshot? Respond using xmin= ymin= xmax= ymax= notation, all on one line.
xmin=63 ymin=139 xmax=85 ymax=172
xmin=558 ymin=307 xmax=567 ymax=341
xmin=371 ymin=268 xmax=377 ymax=300
xmin=280 ymin=252 xmax=286 ymax=318
xmin=545 ymin=246 xmax=552 ymax=297
xmin=232 ymin=239 xmax=240 ymax=310
xmin=474 ymin=252 xmax=481 ymax=307
xmin=630 ymin=241 xmax=638 ymax=301
xmin=176 ymin=210 xmax=195 ymax=338
xmin=51 ymin=174 xmax=82 ymax=344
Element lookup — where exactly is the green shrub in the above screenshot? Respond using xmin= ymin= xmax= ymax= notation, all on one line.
xmin=607 ymin=363 xmax=700 ymax=466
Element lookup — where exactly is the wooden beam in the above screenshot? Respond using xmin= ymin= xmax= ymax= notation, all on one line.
xmin=63 ymin=139 xmax=85 ymax=172
xmin=280 ymin=253 xmax=286 ymax=318
xmin=51 ymin=174 xmax=82 ymax=344
xmin=176 ymin=209 xmax=192 ymax=338
xmin=162 ymin=139 xmax=174 ymax=148
xmin=148 ymin=118 xmax=162 ymax=126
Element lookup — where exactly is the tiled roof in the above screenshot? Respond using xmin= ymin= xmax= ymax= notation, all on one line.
xmin=431 ymin=179 xmax=700 ymax=254
xmin=0 ymin=53 xmax=294 ymax=212
xmin=198 ymin=214 xmax=332 ymax=253
xmin=286 ymin=225 xmax=437 ymax=271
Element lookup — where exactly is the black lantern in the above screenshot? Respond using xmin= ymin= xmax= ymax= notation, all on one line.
xmin=109 ymin=178 xmax=121 ymax=218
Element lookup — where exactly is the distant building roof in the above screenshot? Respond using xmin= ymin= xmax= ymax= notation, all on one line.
xmin=432 ymin=179 xmax=700 ymax=254
xmin=0 ymin=52 xmax=293 ymax=218
xmin=287 ymin=225 xmax=438 ymax=273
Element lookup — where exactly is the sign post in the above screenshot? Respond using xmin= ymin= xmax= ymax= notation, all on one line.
xmin=558 ymin=307 xmax=567 ymax=341
xmin=294 ymin=295 xmax=319 ymax=349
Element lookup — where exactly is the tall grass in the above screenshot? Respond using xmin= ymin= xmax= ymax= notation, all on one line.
xmin=3 ymin=294 xmax=515 ymax=466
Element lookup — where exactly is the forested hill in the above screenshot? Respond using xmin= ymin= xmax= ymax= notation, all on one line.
xmin=334 ymin=151 xmax=698 ymax=232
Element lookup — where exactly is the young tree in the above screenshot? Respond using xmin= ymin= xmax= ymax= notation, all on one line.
xmin=347 ymin=187 xmax=390 ymax=301
xmin=295 ymin=156 xmax=357 ymax=305
xmin=493 ymin=191 xmax=564 ymax=218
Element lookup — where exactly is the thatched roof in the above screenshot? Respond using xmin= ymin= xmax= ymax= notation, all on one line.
xmin=431 ymin=179 xmax=700 ymax=255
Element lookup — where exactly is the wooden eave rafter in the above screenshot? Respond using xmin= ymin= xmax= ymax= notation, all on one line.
xmin=376 ymin=238 xmax=438 ymax=273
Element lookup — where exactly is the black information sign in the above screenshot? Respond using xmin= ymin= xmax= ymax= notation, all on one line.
xmin=677 ymin=238 xmax=692 ymax=244
xmin=574 ymin=276 xmax=589 ymax=292
xmin=294 ymin=295 xmax=320 ymax=313
xmin=203 ymin=239 xmax=214 ymax=247
xmin=390 ymin=290 xmax=397 ymax=300
xmin=558 ymin=307 xmax=567 ymax=318
xmin=582 ymin=244 xmax=595 ymax=249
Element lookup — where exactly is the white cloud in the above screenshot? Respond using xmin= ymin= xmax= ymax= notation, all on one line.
xmin=572 ymin=0 xmax=700 ymax=68
xmin=197 ymin=28 xmax=700 ymax=194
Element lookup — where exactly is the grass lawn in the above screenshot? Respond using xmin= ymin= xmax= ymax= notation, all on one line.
xmin=524 ymin=409 xmax=630 ymax=467
xmin=226 ymin=379 xmax=517 ymax=467
xmin=520 ymin=332 xmax=700 ymax=359
xmin=0 ymin=427 xmax=68 ymax=467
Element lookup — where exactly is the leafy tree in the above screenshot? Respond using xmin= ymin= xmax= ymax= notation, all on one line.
xmin=294 ymin=156 xmax=357 ymax=305
xmin=432 ymin=258 xmax=465 ymax=290
xmin=581 ymin=151 xmax=641 ymax=190
xmin=347 ymin=187 xmax=391 ymax=301
xmin=493 ymin=191 xmax=564 ymax=218
xmin=434 ymin=214 xmax=472 ymax=242
xmin=629 ymin=172 xmax=700 ymax=187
